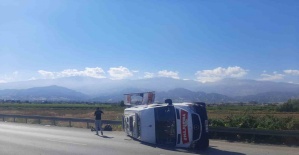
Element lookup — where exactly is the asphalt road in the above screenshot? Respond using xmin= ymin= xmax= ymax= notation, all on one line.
xmin=0 ymin=122 xmax=298 ymax=155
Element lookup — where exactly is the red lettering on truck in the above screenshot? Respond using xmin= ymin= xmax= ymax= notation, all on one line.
xmin=181 ymin=110 xmax=189 ymax=144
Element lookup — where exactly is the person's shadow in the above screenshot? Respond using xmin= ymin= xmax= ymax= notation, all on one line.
xmin=99 ymin=135 xmax=114 ymax=139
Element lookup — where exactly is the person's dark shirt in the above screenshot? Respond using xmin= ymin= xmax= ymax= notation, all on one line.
xmin=94 ymin=110 xmax=103 ymax=120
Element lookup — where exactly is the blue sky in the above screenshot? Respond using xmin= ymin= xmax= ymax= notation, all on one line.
xmin=0 ymin=0 xmax=298 ymax=83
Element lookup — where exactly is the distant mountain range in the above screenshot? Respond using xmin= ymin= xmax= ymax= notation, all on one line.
xmin=0 ymin=77 xmax=299 ymax=103
xmin=0 ymin=85 xmax=89 ymax=101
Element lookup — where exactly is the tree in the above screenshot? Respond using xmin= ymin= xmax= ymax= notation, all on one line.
xmin=277 ymin=99 xmax=299 ymax=112
xmin=120 ymin=100 xmax=125 ymax=107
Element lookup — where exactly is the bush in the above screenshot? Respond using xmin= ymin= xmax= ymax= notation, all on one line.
xmin=210 ymin=112 xmax=295 ymax=130
xmin=223 ymin=111 xmax=258 ymax=128
xmin=257 ymin=115 xmax=294 ymax=130
xmin=209 ymin=119 xmax=225 ymax=127
xmin=277 ymin=99 xmax=299 ymax=112
xmin=209 ymin=112 xmax=296 ymax=144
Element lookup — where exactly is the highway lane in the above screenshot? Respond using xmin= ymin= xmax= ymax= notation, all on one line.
xmin=0 ymin=122 xmax=298 ymax=155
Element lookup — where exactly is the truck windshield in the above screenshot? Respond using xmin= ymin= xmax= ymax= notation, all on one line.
xmin=154 ymin=106 xmax=176 ymax=146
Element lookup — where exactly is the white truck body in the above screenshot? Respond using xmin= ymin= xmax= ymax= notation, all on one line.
xmin=122 ymin=93 xmax=209 ymax=150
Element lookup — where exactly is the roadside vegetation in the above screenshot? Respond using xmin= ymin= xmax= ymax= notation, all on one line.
xmin=277 ymin=99 xmax=299 ymax=112
xmin=209 ymin=113 xmax=295 ymax=130
xmin=207 ymin=99 xmax=299 ymax=130
xmin=206 ymin=99 xmax=299 ymax=145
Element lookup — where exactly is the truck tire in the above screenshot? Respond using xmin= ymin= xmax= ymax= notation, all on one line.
xmin=197 ymin=137 xmax=209 ymax=150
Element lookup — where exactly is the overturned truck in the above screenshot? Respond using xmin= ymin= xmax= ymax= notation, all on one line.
xmin=122 ymin=92 xmax=209 ymax=150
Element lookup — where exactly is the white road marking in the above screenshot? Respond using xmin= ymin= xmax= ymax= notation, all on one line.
xmin=46 ymin=138 xmax=87 ymax=146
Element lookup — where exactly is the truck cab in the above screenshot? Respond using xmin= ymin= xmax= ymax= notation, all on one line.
xmin=122 ymin=93 xmax=209 ymax=150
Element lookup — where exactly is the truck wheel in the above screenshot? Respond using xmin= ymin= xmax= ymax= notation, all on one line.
xmin=196 ymin=136 xmax=209 ymax=150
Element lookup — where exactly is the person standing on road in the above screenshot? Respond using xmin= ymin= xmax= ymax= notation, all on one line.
xmin=94 ymin=107 xmax=104 ymax=135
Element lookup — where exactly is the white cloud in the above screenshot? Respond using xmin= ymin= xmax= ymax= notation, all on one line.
xmin=108 ymin=66 xmax=133 ymax=80
xmin=0 ymin=80 xmax=7 ymax=83
xmin=0 ymin=71 xmax=19 ymax=83
xmin=83 ymin=67 xmax=106 ymax=78
xmin=259 ymin=72 xmax=285 ymax=81
xmin=38 ymin=67 xmax=106 ymax=79
xmin=28 ymin=77 xmax=37 ymax=81
xmin=38 ymin=70 xmax=56 ymax=79
xmin=195 ymin=76 xmax=222 ymax=83
xmin=287 ymin=81 xmax=299 ymax=84
xmin=158 ymin=70 xmax=180 ymax=79
xmin=284 ymin=70 xmax=299 ymax=75
xmin=195 ymin=66 xmax=248 ymax=83
xmin=144 ymin=72 xmax=154 ymax=79
xmin=13 ymin=71 xmax=18 ymax=75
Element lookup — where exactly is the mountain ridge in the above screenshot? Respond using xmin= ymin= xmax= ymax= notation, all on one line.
xmin=0 ymin=85 xmax=89 ymax=101
xmin=0 ymin=85 xmax=298 ymax=103
xmin=1 ymin=77 xmax=299 ymax=96
xmin=1 ymin=77 xmax=299 ymax=103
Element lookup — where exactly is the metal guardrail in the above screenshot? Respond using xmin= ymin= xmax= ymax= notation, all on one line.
xmin=1 ymin=114 xmax=299 ymax=138
xmin=209 ymin=127 xmax=299 ymax=138
xmin=0 ymin=114 xmax=122 ymax=128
